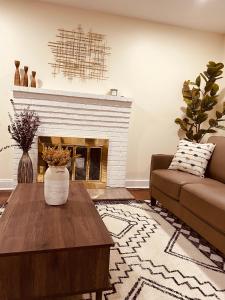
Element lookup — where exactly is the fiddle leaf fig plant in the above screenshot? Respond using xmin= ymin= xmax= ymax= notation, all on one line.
xmin=175 ymin=61 xmax=225 ymax=143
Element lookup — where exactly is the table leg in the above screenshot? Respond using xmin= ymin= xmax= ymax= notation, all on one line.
xmin=96 ymin=291 xmax=102 ymax=300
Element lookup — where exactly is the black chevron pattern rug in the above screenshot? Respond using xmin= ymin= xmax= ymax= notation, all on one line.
xmin=95 ymin=201 xmax=225 ymax=300
xmin=0 ymin=201 xmax=224 ymax=299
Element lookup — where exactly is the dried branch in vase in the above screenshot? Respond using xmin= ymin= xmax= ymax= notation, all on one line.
xmin=0 ymin=99 xmax=40 ymax=153
xmin=0 ymin=145 xmax=16 ymax=153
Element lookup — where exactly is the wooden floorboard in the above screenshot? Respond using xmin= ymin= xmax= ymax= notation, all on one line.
xmin=128 ymin=189 xmax=150 ymax=201
xmin=0 ymin=191 xmax=11 ymax=206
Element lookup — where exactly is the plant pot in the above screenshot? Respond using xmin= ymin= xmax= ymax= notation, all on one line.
xmin=18 ymin=151 xmax=33 ymax=183
xmin=44 ymin=165 xmax=69 ymax=205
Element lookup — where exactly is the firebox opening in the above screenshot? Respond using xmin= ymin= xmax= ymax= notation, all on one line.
xmin=37 ymin=136 xmax=108 ymax=188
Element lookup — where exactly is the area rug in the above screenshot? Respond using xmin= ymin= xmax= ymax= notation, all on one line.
xmin=0 ymin=201 xmax=224 ymax=300
xmin=95 ymin=201 xmax=225 ymax=300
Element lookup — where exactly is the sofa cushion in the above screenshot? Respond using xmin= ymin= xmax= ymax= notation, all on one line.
xmin=151 ymin=169 xmax=203 ymax=200
xmin=207 ymin=136 xmax=225 ymax=184
xmin=180 ymin=178 xmax=225 ymax=234
xmin=168 ymin=140 xmax=215 ymax=177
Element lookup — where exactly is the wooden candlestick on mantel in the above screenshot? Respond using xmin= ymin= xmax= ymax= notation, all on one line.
xmin=31 ymin=71 xmax=36 ymax=88
xmin=22 ymin=66 xmax=29 ymax=87
xmin=14 ymin=60 xmax=21 ymax=86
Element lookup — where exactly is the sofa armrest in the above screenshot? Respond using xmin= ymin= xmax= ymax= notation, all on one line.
xmin=150 ymin=154 xmax=174 ymax=176
xmin=149 ymin=154 xmax=174 ymax=204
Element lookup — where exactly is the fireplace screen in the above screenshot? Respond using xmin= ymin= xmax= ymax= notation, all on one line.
xmin=37 ymin=136 xmax=108 ymax=188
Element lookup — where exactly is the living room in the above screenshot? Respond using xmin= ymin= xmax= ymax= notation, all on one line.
xmin=0 ymin=0 xmax=225 ymax=299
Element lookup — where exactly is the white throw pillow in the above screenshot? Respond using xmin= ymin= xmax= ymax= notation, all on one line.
xmin=168 ymin=140 xmax=215 ymax=177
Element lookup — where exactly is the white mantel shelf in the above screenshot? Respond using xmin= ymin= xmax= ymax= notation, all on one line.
xmin=12 ymin=86 xmax=133 ymax=188
xmin=12 ymin=86 xmax=132 ymax=105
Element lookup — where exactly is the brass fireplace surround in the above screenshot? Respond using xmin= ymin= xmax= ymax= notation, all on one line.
xmin=37 ymin=136 xmax=108 ymax=188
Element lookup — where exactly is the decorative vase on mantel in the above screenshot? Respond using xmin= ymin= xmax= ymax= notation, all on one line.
xmin=31 ymin=71 xmax=36 ymax=88
xmin=17 ymin=151 xmax=33 ymax=183
xmin=14 ymin=60 xmax=21 ymax=86
xmin=21 ymin=66 xmax=29 ymax=87
xmin=44 ymin=165 xmax=69 ymax=206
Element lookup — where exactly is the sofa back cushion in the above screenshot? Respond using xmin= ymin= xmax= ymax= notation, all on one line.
xmin=207 ymin=136 xmax=225 ymax=183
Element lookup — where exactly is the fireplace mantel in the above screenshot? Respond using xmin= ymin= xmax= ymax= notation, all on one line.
xmin=13 ymin=86 xmax=132 ymax=105
xmin=12 ymin=86 xmax=133 ymax=188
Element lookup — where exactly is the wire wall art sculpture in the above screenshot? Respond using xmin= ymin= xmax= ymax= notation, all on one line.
xmin=48 ymin=26 xmax=111 ymax=80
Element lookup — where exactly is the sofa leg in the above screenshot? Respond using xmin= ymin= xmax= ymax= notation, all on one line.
xmin=151 ymin=198 xmax=157 ymax=206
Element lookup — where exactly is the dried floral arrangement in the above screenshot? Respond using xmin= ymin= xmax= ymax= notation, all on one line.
xmin=42 ymin=146 xmax=71 ymax=166
xmin=0 ymin=99 xmax=40 ymax=153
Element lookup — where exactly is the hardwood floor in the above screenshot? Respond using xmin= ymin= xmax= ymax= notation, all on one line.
xmin=0 ymin=188 xmax=150 ymax=205
xmin=128 ymin=189 xmax=150 ymax=201
xmin=0 ymin=191 xmax=11 ymax=206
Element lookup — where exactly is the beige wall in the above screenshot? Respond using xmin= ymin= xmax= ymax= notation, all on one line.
xmin=0 ymin=0 xmax=225 ymax=187
xmin=224 ymin=35 xmax=225 ymax=72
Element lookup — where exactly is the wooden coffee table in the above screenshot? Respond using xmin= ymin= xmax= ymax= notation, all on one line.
xmin=0 ymin=182 xmax=114 ymax=300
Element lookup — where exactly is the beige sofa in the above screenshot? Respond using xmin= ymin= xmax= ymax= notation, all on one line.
xmin=150 ymin=136 xmax=225 ymax=255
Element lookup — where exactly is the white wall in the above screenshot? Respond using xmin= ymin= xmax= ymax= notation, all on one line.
xmin=0 ymin=0 xmax=225 ymax=188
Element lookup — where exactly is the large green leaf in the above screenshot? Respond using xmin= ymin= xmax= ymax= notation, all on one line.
xmin=193 ymin=132 xmax=202 ymax=142
xmin=191 ymin=88 xmax=200 ymax=100
xmin=192 ymin=99 xmax=201 ymax=110
xmin=216 ymin=62 xmax=224 ymax=69
xmin=216 ymin=111 xmax=223 ymax=119
xmin=182 ymin=81 xmax=192 ymax=99
xmin=183 ymin=98 xmax=192 ymax=106
xmin=207 ymin=62 xmax=223 ymax=77
xmin=206 ymin=129 xmax=217 ymax=133
xmin=209 ymin=118 xmax=218 ymax=127
xmin=210 ymin=83 xmax=219 ymax=96
xmin=183 ymin=117 xmax=190 ymax=124
xmin=175 ymin=118 xmax=188 ymax=131
xmin=186 ymin=107 xmax=194 ymax=119
xmin=196 ymin=112 xmax=208 ymax=124
xmin=195 ymin=75 xmax=201 ymax=87
xmin=204 ymin=81 xmax=214 ymax=93
xmin=186 ymin=130 xmax=194 ymax=140
xmin=215 ymin=70 xmax=223 ymax=77
xmin=207 ymin=61 xmax=217 ymax=67
xmin=201 ymin=95 xmax=217 ymax=111
xmin=175 ymin=118 xmax=182 ymax=124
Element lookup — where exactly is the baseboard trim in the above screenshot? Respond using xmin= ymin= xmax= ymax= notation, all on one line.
xmin=0 ymin=179 xmax=14 ymax=190
xmin=125 ymin=180 xmax=149 ymax=189
xmin=0 ymin=178 xmax=150 ymax=190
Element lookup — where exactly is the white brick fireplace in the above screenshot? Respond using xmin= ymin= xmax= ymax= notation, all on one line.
xmin=12 ymin=87 xmax=132 ymax=188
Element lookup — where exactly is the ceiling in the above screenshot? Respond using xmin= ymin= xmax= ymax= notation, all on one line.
xmin=40 ymin=0 xmax=225 ymax=34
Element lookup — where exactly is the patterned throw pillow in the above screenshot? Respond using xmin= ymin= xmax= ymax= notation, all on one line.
xmin=168 ymin=140 xmax=215 ymax=177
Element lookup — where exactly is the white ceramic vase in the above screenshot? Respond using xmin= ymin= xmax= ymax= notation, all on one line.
xmin=44 ymin=165 xmax=69 ymax=205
